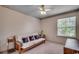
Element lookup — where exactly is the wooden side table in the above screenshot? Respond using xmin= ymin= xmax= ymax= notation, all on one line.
xmin=7 ymin=36 xmax=16 ymax=53
xmin=15 ymin=41 xmax=22 ymax=54
xmin=64 ymin=38 xmax=79 ymax=54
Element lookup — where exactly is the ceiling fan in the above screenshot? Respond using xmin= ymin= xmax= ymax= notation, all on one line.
xmin=39 ymin=5 xmax=51 ymax=15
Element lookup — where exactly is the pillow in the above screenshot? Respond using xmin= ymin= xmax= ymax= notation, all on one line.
xmin=22 ymin=37 xmax=28 ymax=43
xmin=29 ymin=36 xmax=34 ymax=41
xmin=34 ymin=35 xmax=39 ymax=39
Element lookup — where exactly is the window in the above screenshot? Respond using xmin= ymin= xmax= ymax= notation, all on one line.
xmin=57 ymin=16 xmax=76 ymax=38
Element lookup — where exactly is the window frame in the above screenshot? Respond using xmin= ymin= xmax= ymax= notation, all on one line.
xmin=57 ymin=16 xmax=76 ymax=38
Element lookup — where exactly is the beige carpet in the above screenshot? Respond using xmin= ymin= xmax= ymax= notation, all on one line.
xmin=3 ymin=41 xmax=64 ymax=54
xmin=24 ymin=41 xmax=64 ymax=54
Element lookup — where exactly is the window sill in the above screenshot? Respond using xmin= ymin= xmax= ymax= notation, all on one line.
xmin=57 ymin=35 xmax=76 ymax=39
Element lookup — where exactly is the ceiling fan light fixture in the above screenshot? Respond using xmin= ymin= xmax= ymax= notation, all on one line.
xmin=40 ymin=11 xmax=46 ymax=15
xmin=40 ymin=5 xmax=50 ymax=15
xmin=40 ymin=5 xmax=46 ymax=15
xmin=45 ymin=9 xmax=51 ymax=11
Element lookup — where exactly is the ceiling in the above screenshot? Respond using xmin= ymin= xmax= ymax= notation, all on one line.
xmin=2 ymin=5 xmax=79 ymax=19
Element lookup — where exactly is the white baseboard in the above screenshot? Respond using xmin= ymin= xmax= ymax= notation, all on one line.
xmin=46 ymin=40 xmax=65 ymax=45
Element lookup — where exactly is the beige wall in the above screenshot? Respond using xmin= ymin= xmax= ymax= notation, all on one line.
xmin=41 ymin=11 xmax=79 ymax=45
xmin=0 ymin=6 xmax=41 ymax=51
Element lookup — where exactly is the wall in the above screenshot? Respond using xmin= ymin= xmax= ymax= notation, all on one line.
xmin=41 ymin=11 xmax=79 ymax=45
xmin=0 ymin=6 xmax=41 ymax=51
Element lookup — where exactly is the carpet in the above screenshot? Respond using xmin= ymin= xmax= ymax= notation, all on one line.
xmin=2 ymin=41 xmax=64 ymax=54
xmin=23 ymin=41 xmax=64 ymax=54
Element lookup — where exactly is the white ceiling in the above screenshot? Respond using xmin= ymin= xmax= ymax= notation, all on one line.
xmin=3 ymin=5 xmax=79 ymax=19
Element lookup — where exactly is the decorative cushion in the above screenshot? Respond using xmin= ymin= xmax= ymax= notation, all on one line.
xmin=22 ymin=37 xmax=28 ymax=43
xmin=39 ymin=34 xmax=45 ymax=38
xmin=29 ymin=36 xmax=34 ymax=41
xmin=34 ymin=35 xmax=39 ymax=39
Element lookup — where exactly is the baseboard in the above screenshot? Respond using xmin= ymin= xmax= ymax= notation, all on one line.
xmin=0 ymin=51 xmax=3 ymax=54
xmin=47 ymin=40 xmax=65 ymax=45
xmin=0 ymin=48 xmax=9 ymax=54
xmin=0 ymin=49 xmax=3 ymax=54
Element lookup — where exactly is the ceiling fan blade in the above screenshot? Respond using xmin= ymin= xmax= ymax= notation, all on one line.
xmin=45 ymin=9 xmax=51 ymax=11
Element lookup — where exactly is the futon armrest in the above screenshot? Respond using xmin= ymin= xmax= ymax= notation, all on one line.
xmin=16 ymin=41 xmax=22 ymax=47
xmin=16 ymin=41 xmax=22 ymax=53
